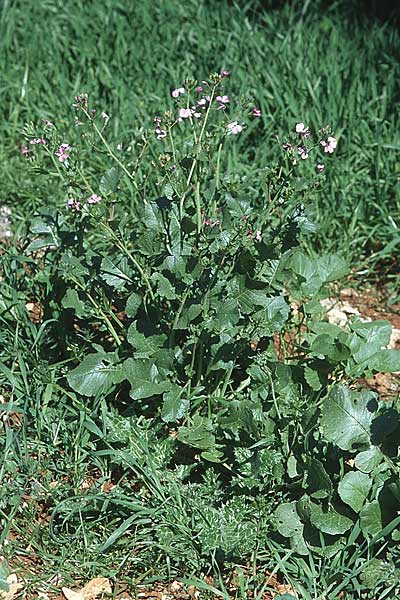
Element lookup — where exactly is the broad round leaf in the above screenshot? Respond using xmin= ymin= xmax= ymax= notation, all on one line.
xmin=338 ymin=471 xmax=371 ymax=513
xmin=309 ymin=503 xmax=353 ymax=535
xmin=320 ymin=386 xmax=376 ymax=451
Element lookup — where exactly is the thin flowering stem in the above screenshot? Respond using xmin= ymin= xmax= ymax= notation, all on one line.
xmin=99 ymin=222 xmax=155 ymax=301
xmin=179 ymin=84 xmax=217 ymax=220
xmin=83 ymin=109 xmax=138 ymax=190
xmin=194 ymin=181 xmax=201 ymax=234
xmin=42 ymin=144 xmax=66 ymax=182
xmin=69 ymin=275 xmax=122 ymax=346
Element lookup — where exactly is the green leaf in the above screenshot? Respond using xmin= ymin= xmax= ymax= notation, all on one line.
xmin=317 ymin=254 xmax=348 ymax=282
xmin=360 ymin=558 xmax=393 ymax=589
xmin=338 ymin=471 xmax=371 ymax=512
xmin=177 ymin=416 xmax=216 ymax=451
xmin=127 ymin=322 xmax=167 ymax=357
xmin=320 ymin=386 xmax=377 ymax=451
xmin=164 ymin=182 xmax=174 ymax=200
xmin=274 ymin=502 xmax=304 ymax=538
xmin=368 ymin=349 xmax=400 ymax=373
xmin=360 ymin=500 xmax=382 ymax=537
xmin=151 ymin=272 xmax=176 ymax=300
xmin=309 ymin=503 xmax=353 ymax=535
xmin=355 ymin=447 xmax=383 ymax=473
xmin=67 ymin=354 xmax=120 ymax=397
xmin=61 ymin=288 xmax=87 ymax=317
xmin=0 ymin=560 xmax=10 ymax=593
xmin=100 ymin=256 xmax=132 ymax=290
xmin=304 ymin=366 xmax=323 ymax=391
xmin=305 ymin=458 xmax=333 ymax=499
xmin=125 ymin=292 xmax=142 ymax=318
xmin=100 ymin=166 xmax=120 ymax=195
xmin=256 ymin=296 xmax=290 ymax=335
xmin=351 ymin=320 xmax=392 ymax=348
xmin=371 ymin=408 xmax=399 ymax=444
xmin=123 ymin=357 xmax=171 ymax=400
xmin=161 ymin=386 xmax=189 ymax=422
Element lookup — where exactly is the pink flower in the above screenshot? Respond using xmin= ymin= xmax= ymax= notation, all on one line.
xmin=220 ymin=70 xmax=230 ymax=77
xmin=295 ymin=122 xmax=307 ymax=133
xmin=252 ymin=108 xmax=262 ymax=117
xmin=74 ymin=93 xmax=88 ymax=110
xmin=297 ymin=146 xmax=309 ymax=160
xmin=172 ymin=87 xmax=185 ymax=98
xmin=195 ymin=86 xmax=203 ymax=93
xmin=197 ymin=98 xmax=207 ymax=107
xmin=154 ymin=116 xmax=162 ymax=123
xmin=87 ymin=193 xmax=102 ymax=204
xmin=320 ymin=136 xmax=337 ymax=154
xmin=316 ymin=163 xmax=325 ymax=172
xmin=282 ymin=142 xmax=292 ymax=151
xmin=55 ymin=143 xmax=70 ymax=162
xmin=155 ymin=128 xmax=167 ymax=139
xmin=179 ymin=108 xmax=192 ymax=119
xmin=216 ymin=95 xmax=229 ymax=104
xmin=21 ymin=145 xmax=30 ymax=157
xmin=30 ymin=138 xmax=47 ymax=145
xmin=227 ymin=121 xmax=243 ymax=135
xmin=66 ymin=198 xmax=81 ymax=211
xmin=42 ymin=119 xmax=54 ymax=127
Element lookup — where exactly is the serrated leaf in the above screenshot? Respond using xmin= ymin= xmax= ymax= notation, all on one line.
xmin=127 ymin=322 xmax=167 ymax=356
xmin=123 ymin=358 xmax=171 ymax=400
xmin=338 ymin=471 xmax=371 ymax=512
xmin=304 ymin=366 xmax=323 ymax=391
xmin=164 ymin=183 xmax=174 ymax=200
xmin=61 ymin=288 xmax=87 ymax=317
xmin=320 ymin=386 xmax=377 ymax=451
xmin=309 ymin=503 xmax=353 ymax=535
xmin=256 ymin=296 xmax=290 ymax=335
xmin=161 ymin=387 xmax=189 ymax=422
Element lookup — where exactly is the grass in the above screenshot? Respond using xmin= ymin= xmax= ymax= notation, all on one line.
xmin=0 ymin=0 xmax=399 ymax=598
xmin=1 ymin=0 xmax=399 ymax=270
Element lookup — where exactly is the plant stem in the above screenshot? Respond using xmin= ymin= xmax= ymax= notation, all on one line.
xmin=83 ymin=109 xmax=138 ymax=190
xmin=100 ymin=222 xmax=155 ymax=301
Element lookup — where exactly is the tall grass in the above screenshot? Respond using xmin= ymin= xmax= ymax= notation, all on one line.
xmin=1 ymin=0 xmax=399 ymax=271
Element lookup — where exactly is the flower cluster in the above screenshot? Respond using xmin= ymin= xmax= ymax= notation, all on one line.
xmin=55 ymin=143 xmax=71 ymax=163
xmin=281 ymin=122 xmax=338 ymax=172
xmin=66 ymin=193 xmax=102 ymax=211
xmin=73 ymin=93 xmax=88 ymax=110
xmin=320 ymin=136 xmax=337 ymax=154
xmin=30 ymin=138 xmax=47 ymax=145
xmin=154 ymin=116 xmax=167 ymax=139
xmin=227 ymin=121 xmax=243 ymax=135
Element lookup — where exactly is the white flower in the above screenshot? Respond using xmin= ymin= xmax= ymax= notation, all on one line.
xmin=296 ymin=122 xmax=307 ymax=133
xmin=227 ymin=121 xmax=243 ymax=135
